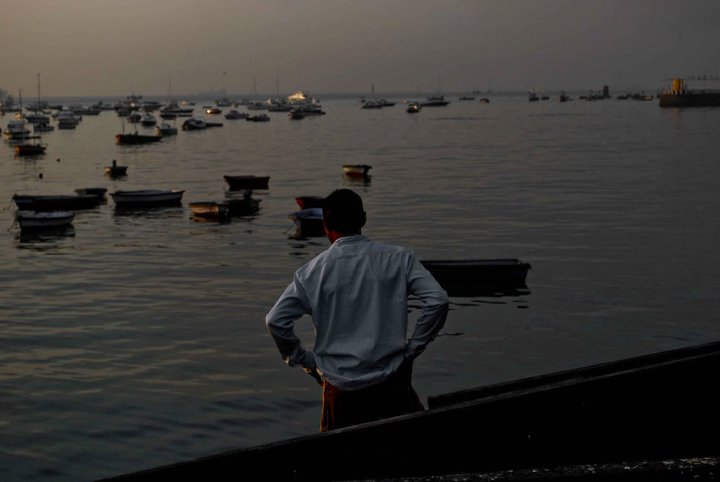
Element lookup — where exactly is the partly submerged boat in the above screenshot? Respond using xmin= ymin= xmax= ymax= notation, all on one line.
xmin=15 ymin=210 xmax=75 ymax=230
xmin=223 ymin=175 xmax=270 ymax=191
xmin=111 ymin=189 xmax=184 ymax=207
xmin=223 ymin=192 xmax=261 ymax=217
xmin=96 ymin=339 xmax=720 ymax=482
xmin=658 ymin=77 xmax=720 ymax=107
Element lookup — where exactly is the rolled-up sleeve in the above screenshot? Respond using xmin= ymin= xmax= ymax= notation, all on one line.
xmin=265 ymin=276 xmax=316 ymax=370
xmin=405 ymin=254 xmax=449 ymax=360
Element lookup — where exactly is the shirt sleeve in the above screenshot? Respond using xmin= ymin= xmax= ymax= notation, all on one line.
xmin=405 ymin=253 xmax=449 ymax=360
xmin=265 ymin=275 xmax=316 ymax=370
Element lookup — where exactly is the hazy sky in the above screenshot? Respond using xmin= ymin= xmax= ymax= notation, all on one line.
xmin=2 ymin=0 xmax=720 ymax=98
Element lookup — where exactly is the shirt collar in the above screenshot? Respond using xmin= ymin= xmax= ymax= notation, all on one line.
xmin=331 ymin=234 xmax=368 ymax=247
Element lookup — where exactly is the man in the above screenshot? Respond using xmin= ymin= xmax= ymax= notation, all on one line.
xmin=266 ymin=189 xmax=449 ymax=431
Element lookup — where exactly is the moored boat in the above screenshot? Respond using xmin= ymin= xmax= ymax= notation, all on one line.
xmin=189 ymin=201 xmax=230 ymax=221
xmin=223 ymin=175 xmax=270 ymax=191
xmin=406 ymin=102 xmax=421 ymax=113
xmin=110 ymin=189 xmax=184 ymax=207
xmin=223 ymin=191 xmax=261 ymax=217
xmin=420 ymin=258 xmax=531 ymax=296
xmin=13 ymin=193 xmax=104 ymax=211
xmin=155 ymin=122 xmax=178 ymax=136
xmin=115 ymin=132 xmax=161 ymax=145
xmin=289 ymin=207 xmax=324 ymax=238
xmin=74 ymin=187 xmax=108 ymax=201
xmin=15 ymin=143 xmax=47 ymax=156
xmin=104 ymin=160 xmax=128 ymax=178
xmin=342 ymin=164 xmax=372 ymax=177
xmin=15 ymin=210 xmax=75 ymax=230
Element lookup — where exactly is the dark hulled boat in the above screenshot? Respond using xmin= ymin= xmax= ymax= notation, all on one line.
xmin=223 ymin=175 xmax=270 ymax=191
xmin=115 ymin=132 xmax=162 ymax=145
xmin=421 ymin=258 xmax=531 ymax=296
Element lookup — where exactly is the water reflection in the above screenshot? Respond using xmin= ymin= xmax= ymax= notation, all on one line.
xmin=16 ymin=225 xmax=76 ymax=247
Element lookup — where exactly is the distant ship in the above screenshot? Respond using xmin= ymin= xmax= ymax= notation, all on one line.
xmin=658 ymin=78 xmax=720 ymax=107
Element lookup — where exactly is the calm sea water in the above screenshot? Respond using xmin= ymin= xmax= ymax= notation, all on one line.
xmin=2 ymin=94 xmax=720 ymax=481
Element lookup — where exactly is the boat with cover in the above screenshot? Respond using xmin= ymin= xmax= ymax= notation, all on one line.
xmin=15 ymin=210 xmax=75 ymax=230
xmin=223 ymin=175 xmax=270 ymax=191
xmin=96 ymin=339 xmax=720 ymax=482
xmin=111 ymin=189 xmax=184 ymax=207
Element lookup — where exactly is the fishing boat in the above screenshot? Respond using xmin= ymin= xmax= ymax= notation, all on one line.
xmin=15 ymin=210 xmax=75 ymax=230
xmin=223 ymin=175 xmax=270 ymax=191
xmin=115 ymin=132 xmax=162 ymax=145
xmin=658 ymin=77 xmax=720 ymax=107
xmin=342 ymin=164 xmax=372 ymax=178
xmin=96 ymin=339 xmax=720 ymax=482
xmin=110 ymin=189 xmax=184 ymax=207
xmin=420 ymin=258 xmax=531 ymax=296
xmin=12 ymin=193 xmax=104 ymax=211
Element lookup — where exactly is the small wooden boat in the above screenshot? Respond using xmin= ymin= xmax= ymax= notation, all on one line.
xmin=97 ymin=340 xmax=720 ymax=482
xmin=223 ymin=175 xmax=270 ymax=191
xmin=189 ymin=201 xmax=230 ymax=221
xmin=342 ymin=164 xmax=372 ymax=177
xmin=115 ymin=132 xmax=162 ymax=145
xmin=16 ymin=210 xmax=74 ymax=230
xmin=12 ymin=193 xmax=103 ymax=211
xmin=289 ymin=207 xmax=325 ymax=238
xmin=420 ymin=258 xmax=531 ymax=296
xmin=111 ymin=189 xmax=184 ymax=207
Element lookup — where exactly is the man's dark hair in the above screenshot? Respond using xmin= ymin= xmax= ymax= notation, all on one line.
xmin=323 ymin=189 xmax=366 ymax=234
